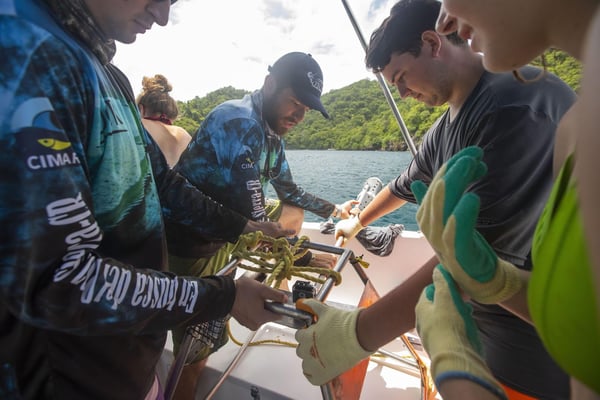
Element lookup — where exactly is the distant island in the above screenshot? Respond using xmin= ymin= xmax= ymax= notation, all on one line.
xmin=175 ymin=49 xmax=581 ymax=151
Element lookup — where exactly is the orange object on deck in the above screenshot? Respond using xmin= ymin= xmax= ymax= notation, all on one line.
xmin=328 ymin=279 xmax=379 ymax=399
xmin=501 ymin=383 xmax=538 ymax=400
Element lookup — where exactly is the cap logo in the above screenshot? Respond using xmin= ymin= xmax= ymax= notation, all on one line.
xmin=307 ymin=71 xmax=323 ymax=94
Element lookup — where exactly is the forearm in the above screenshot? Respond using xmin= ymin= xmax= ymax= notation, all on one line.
xmin=5 ymin=242 xmax=236 ymax=334
xmin=158 ymin=167 xmax=248 ymax=242
xmin=438 ymin=379 xmax=504 ymax=400
xmin=498 ymin=269 xmax=532 ymax=323
xmin=356 ymin=255 xmax=437 ymax=351
xmin=575 ymin=9 xmax=600 ymax=326
xmin=571 ymin=377 xmax=600 ymax=400
xmin=273 ymin=181 xmax=335 ymax=219
xmin=358 ymin=186 xmax=407 ymax=226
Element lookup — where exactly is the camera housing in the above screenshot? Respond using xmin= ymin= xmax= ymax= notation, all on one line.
xmin=292 ymin=280 xmax=316 ymax=303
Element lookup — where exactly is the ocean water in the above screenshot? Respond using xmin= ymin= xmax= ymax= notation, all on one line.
xmin=266 ymin=149 xmax=419 ymax=231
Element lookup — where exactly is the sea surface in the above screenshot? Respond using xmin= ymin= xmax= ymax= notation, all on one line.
xmin=265 ymin=149 xmax=419 ymax=231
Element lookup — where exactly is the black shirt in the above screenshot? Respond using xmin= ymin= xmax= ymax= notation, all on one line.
xmin=391 ymin=68 xmax=576 ymax=398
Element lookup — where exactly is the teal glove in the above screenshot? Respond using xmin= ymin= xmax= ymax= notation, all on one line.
xmin=294 ymin=299 xmax=372 ymax=385
xmin=416 ymin=265 xmax=507 ymax=399
xmin=411 ymin=147 xmax=524 ymax=304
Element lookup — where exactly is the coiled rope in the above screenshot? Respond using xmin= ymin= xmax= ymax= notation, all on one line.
xmin=229 ymin=232 xmax=343 ymax=287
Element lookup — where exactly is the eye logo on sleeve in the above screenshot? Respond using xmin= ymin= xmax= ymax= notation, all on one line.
xmin=241 ymin=156 xmax=255 ymax=170
xmin=38 ymin=138 xmax=72 ymax=151
xmin=13 ymin=97 xmax=81 ymax=171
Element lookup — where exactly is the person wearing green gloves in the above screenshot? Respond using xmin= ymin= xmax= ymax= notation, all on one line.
xmin=295 ymin=0 xmax=575 ymax=398
xmin=420 ymin=0 xmax=600 ymax=395
xmin=415 ymin=265 xmax=507 ymax=400
xmin=412 ymin=147 xmax=600 ymax=397
xmin=411 ymin=147 xmax=527 ymax=307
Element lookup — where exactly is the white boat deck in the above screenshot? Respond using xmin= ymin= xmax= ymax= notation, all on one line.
xmin=159 ymin=223 xmax=437 ymax=399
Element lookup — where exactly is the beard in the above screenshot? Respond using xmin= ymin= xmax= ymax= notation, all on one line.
xmin=262 ymin=95 xmax=287 ymax=136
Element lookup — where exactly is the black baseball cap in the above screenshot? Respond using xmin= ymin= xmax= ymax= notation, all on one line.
xmin=268 ymin=52 xmax=330 ymax=119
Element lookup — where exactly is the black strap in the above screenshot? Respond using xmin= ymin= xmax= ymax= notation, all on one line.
xmin=105 ymin=63 xmax=136 ymax=103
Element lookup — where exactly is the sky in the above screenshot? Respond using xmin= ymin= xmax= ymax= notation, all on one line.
xmin=113 ymin=0 xmax=397 ymax=102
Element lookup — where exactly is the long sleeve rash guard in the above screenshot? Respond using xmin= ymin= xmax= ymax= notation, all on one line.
xmin=174 ymin=91 xmax=335 ymax=223
xmin=0 ymin=2 xmax=243 ymax=398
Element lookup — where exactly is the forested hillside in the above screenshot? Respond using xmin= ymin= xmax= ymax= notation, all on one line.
xmin=176 ymin=86 xmax=250 ymax=135
xmin=288 ymin=79 xmax=445 ymax=150
xmin=175 ymin=49 xmax=581 ymax=151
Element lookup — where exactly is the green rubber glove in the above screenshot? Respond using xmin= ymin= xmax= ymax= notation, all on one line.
xmin=416 ymin=265 xmax=507 ymax=399
xmin=411 ymin=147 xmax=523 ymax=304
xmin=294 ymin=299 xmax=372 ymax=385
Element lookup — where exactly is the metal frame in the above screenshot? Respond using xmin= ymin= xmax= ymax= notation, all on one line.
xmin=204 ymin=239 xmax=427 ymax=399
xmin=165 ymin=238 xmax=412 ymax=399
xmin=340 ymin=0 xmax=418 ymax=157
xmin=165 ymin=2 xmax=425 ymax=395
xmin=204 ymin=239 xmax=356 ymax=400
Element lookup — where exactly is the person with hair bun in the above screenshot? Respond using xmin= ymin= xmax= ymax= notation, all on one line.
xmin=137 ymin=74 xmax=191 ymax=167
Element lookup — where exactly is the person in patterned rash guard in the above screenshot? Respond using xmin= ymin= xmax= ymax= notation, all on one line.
xmin=167 ymin=51 xmax=358 ymax=399
xmin=0 ymin=0 xmax=292 ymax=399
xmin=173 ymin=52 xmax=355 ymax=240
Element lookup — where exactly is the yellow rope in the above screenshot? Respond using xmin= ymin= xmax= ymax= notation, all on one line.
xmin=230 ymin=234 xmax=342 ymax=288
xmin=214 ymin=234 xmax=433 ymax=396
xmin=226 ymin=321 xmax=297 ymax=348
xmin=225 ymin=321 xmax=426 ymax=377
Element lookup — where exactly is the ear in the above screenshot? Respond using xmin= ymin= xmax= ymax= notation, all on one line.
xmin=421 ymin=30 xmax=442 ymax=58
xmin=263 ymin=75 xmax=277 ymax=96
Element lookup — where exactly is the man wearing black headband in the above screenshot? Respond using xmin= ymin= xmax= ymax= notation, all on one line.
xmin=0 ymin=1 xmax=290 ymax=398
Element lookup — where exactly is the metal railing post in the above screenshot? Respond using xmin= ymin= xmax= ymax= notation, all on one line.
xmin=340 ymin=0 xmax=418 ymax=157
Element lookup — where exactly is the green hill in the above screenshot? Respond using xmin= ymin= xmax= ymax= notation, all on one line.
xmin=175 ymin=49 xmax=581 ymax=151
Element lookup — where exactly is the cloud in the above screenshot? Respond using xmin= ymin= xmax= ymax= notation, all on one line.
xmin=264 ymin=0 xmax=296 ymax=21
xmin=369 ymin=0 xmax=391 ymax=16
xmin=114 ymin=0 xmax=397 ymax=102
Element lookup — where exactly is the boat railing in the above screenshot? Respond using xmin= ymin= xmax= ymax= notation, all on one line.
xmin=164 ymin=236 xmax=434 ymax=399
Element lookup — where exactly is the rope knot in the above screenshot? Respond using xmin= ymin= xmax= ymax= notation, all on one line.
xmin=231 ymin=234 xmax=341 ymax=288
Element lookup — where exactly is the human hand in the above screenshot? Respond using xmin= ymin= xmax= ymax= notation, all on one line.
xmin=338 ymin=200 xmax=360 ymax=219
xmin=411 ymin=146 xmax=523 ymax=304
xmin=334 ymin=216 xmax=364 ymax=245
xmin=308 ymin=253 xmax=337 ymax=269
xmin=243 ymin=220 xmax=295 ymax=238
xmin=294 ymin=299 xmax=372 ymax=385
xmin=230 ymin=277 xmax=288 ymax=331
xmin=415 ymin=266 xmax=507 ymax=399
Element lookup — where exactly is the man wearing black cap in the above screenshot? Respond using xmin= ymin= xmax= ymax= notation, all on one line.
xmin=174 ymin=52 xmax=354 ymax=234
xmin=266 ymin=52 xmax=330 ymax=120
xmin=166 ymin=52 xmax=356 ymax=399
